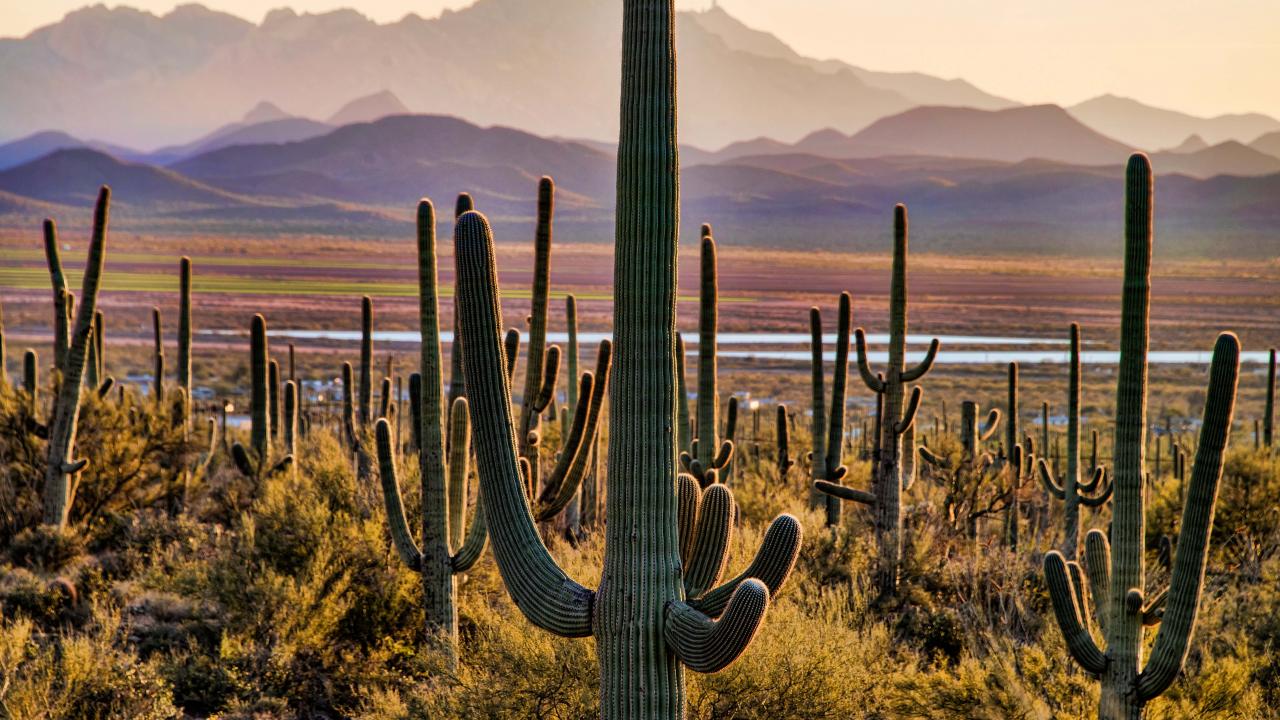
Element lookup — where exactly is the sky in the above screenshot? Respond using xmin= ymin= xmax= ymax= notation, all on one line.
xmin=4 ymin=0 xmax=1278 ymax=120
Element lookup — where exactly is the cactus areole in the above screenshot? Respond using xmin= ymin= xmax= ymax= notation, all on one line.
xmin=453 ymin=2 xmax=801 ymax=717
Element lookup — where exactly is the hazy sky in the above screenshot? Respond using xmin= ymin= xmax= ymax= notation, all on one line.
xmin=5 ymin=0 xmax=1278 ymax=119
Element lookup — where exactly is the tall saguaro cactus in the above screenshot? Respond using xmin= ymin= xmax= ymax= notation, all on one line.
xmin=681 ymin=229 xmax=734 ymax=486
xmin=1043 ymin=155 xmax=1239 ymax=720
xmin=808 ymin=295 xmax=853 ymax=525
xmin=453 ymin=4 xmax=802 ymax=715
xmin=359 ymin=295 xmax=374 ymax=427
xmin=178 ymin=257 xmax=193 ymax=422
xmin=1265 ymin=348 xmax=1275 ymax=448
xmin=818 ymin=205 xmax=938 ymax=597
xmin=231 ymin=314 xmax=291 ymax=482
xmin=1037 ymin=323 xmax=1112 ymax=559
xmin=43 ymin=219 xmax=70 ymax=371
xmin=516 ymin=177 xmax=562 ymax=495
xmin=42 ymin=187 xmax=110 ymax=528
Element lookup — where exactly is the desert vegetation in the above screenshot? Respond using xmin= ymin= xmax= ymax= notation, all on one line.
xmin=1 ymin=2 xmax=1278 ymax=720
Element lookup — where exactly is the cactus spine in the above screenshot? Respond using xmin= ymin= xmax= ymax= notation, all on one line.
xmin=820 ymin=204 xmax=938 ymax=596
xmin=452 ymin=4 xmax=802 ymax=714
xmin=1043 ymin=155 xmax=1239 ymax=720
xmin=808 ymin=295 xmax=853 ymax=525
xmin=1037 ymin=323 xmax=1113 ymax=559
xmin=42 ymin=187 xmax=110 ymax=528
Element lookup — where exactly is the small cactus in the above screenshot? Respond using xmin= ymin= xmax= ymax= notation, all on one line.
xmin=808 ymin=294 xmax=853 ymax=525
xmin=776 ymin=404 xmax=795 ymax=484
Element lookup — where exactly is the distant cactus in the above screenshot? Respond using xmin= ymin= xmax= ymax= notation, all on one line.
xmin=446 ymin=192 xmax=473 ymax=423
xmin=23 ymin=349 xmax=38 ymax=413
xmin=819 ymin=204 xmax=939 ymax=596
xmin=151 ymin=308 xmax=165 ymax=404
xmin=680 ymin=230 xmax=735 ymax=487
xmin=808 ymin=295 xmax=852 ymax=525
xmin=1005 ymin=362 xmax=1019 ymax=464
xmin=42 ymin=219 xmax=69 ymax=370
xmin=449 ymin=7 xmax=801 ymax=711
xmin=1043 ymin=155 xmax=1239 ymax=719
xmin=1266 ymin=348 xmax=1275 ymax=447
xmin=178 ymin=258 xmax=192 ymax=413
xmin=0 ymin=301 xmax=6 ymax=388
xmin=359 ymin=295 xmax=373 ymax=427
xmin=1037 ymin=323 xmax=1113 ymax=559
xmin=42 ymin=187 xmax=110 ymax=528
xmin=776 ymin=404 xmax=795 ymax=484
xmin=516 ymin=177 xmax=561 ymax=498
xmin=230 ymin=314 xmax=291 ymax=482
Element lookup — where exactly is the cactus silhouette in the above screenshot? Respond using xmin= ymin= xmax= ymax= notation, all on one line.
xmin=808 ymin=294 xmax=853 ymax=526
xmin=680 ymin=230 xmax=735 ymax=487
xmin=1043 ymin=154 xmax=1239 ymax=720
xmin=451 ymin=4 xmax=801 ymax=714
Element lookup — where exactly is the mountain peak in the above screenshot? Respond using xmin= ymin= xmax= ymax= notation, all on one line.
xmin=1168 ymin=134 xmax=1209 ymax=153
xmin=327 ymin=91 xmax=411 ymax=126
xmin=242 ymin=101 xmax=291 ymax=124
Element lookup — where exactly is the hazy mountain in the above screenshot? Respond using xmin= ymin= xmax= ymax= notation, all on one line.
xmin=776 ymin=105 xmax=1135 ymax=165
xmin=0 ymin=0 xmax=1016 ymax=150
xmin=688 ymin=5 xmax=1016 ymax=112
xmin=1149 ymin=141 xmax=1280 ymax=179
xmin=327 ymin=91 xmax=411 ymax=126
xmin=1069 ymin=95 xmax=1280 ymax=150
xmin=1251 ymin=131 xmax=1280 ymax=160
xmin=0 ymin=131 xmax=141 ymax=171
xmin=146 ymin=102 xmax=332 ymax=164
xmin=2 ymin=112 xmax=1276 ymax=257
xmin=1165 ymin=134 xmax=1208 ymax=154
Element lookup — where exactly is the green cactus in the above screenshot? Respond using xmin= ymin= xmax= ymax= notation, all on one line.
xmin=375 ymin=198 xmax=494 ymax=664
xmin=776 ymin=404 xmax=795 ymax=484
xmin=516 ymin=177 xmax=562 ymax=498
xmin=43 ymin=219 xmax=69 ymax=371
xmin=447 ymin=192 xmax=474 ymax=423
xmin=1003 ymin=443 xmax=1029 ymax=550
xmin=819 ymin=204 xmax=938 ymax=596
xmin=42 ymin=187 xmax=110 ymax=528
xmin=282 ymin=380 xmax=298 ymax=459
xmin=230 ymin=314 xmax=291 ymax=482
xmin=24 ymin=349 xmax=38 ymax=413
xmin=269 ymin=360 xmax=282 ymax=436
xmin=1265 ymin=348 xmax=1274 ymax=448
xmin=562 ymin=293 xmax=583 ymax=534
xmin=681 ymin=230 xmax=735 ymax=487
xmin=450 ymin=6 xmax=801 ymax=712
xmin=1043 ymin=155 xmax=1240 ymax=720
xmin=359 ymin=295 xmax=373 ymax=427
xmin=151 ymin=307 xmax=165 ymax=404
xmin=1037 ymin=323 xmax=1113 ymax=559
xmin=808 ymin=295 xmax=853 ymax=525
xmin=1005 ymin=362 xmax=1019 ymax=462
xmin=178 ymin=258 xmax=192 ymax=412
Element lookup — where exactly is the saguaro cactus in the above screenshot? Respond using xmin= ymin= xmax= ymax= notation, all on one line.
xmin=43 ymin=219 xmax=70 ymax=370
xmin=1037 ymin=323 xmax=1112 ymax=559
xmin=231 ymin=314 xmax=291 ymax=481
xmin=1265 ymin=348 xmax=1275 ymax=448
xmin=680 ymin=228 xmax=734 ymax=487
xmin=819 ymin=205 xmax=939 ymax=597
xmin=776 ymin=404 xmax=795 ymax=484
xmin=359 ymin=296 xmax=374 ymax=427
xmin=808 ymin=295 xmax=853 ymax=525
xmin=0 ymin=301 xmax=7 ymax=388
xmin=447 ymin=192 xmax=474 ymax=418
xmin=151 ymin=308 xmax=165 ymax=404
xmin=676 ymin=333 xmax=692 ymax=451
xmin=1043 ymin=155 xmax=1239 ymax=720
xmin=178 ymin=258 xmax=193 ymax=415
xmin=453 ymin=5 xmax=801 ymax=714
xmin=516 ymin=177 xmax=562 ymax=495
xmin=23 ymin=350 xmax=38 ymax=412
xmin=42 ymin=187 xmax=110 ymax=528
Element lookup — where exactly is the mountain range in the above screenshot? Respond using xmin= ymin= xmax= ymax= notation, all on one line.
xmin=1 ymin=110 xmax=1276 ymax=258
xmin=3 ymin=1 xmax=1278 ymax=154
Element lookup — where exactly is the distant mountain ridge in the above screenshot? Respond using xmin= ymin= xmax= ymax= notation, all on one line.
xmin=1069 ymin=94 xmax=1280 ymax=150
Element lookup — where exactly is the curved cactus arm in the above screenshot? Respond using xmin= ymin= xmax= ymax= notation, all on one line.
xmin=709 ymin=438 xmax=734 ymax=471
xmin=893 ymin=386 xmax=922 ymax=434
xmin=689 ymin=514 xmax=801 ymax=617
xmin=532 ymin=344 xmax=561 ymax=414
xmin=665 ymin=580 xmax=769 ymax=674
xmin=454 ymin=209 xmax=594 ymax=638
xmin=535 ymin=340 xmax=613 ymax=520
xmin=534 ymin=372 xmax=595 ymax=520
xmin=918 ymin=445 xmax=948 ymax=469
xmin=1079 ymin=466 xmax=1106 ymax=494
xmin=1138 ymin=333 xmax=1238 ymax=702
xmin=685 ymin=484 xmax=734 ymax=598
xmin=1037 ymin=458 xmax=1067 ymax=500
xmin=1044 ymin=551 xmax=1108 ymax=674
xmin=814 ymin=480 xmax=874 ymax=505
xmin=1083 ymin=529 xmax=1111 ymax=635
xmin=853 ymin=328 xmax=886 ymax=394
xmin=978 ymin=409 xmax=1001 ymax=442
xmin=1067 ymin=560 xmax=1089 ymax=628
xmin=1079 ymin=476 xmax=1113 ymax=508
xmin=230 ymin=442 xmax=257 ymax=479
xmin=451 ymin=492 xmax=488 ymax=573
xmin=901 ymin=338 xmax=939 ymax=382
xmin=96 ymin=377 xmax=115 ymax=398
xmin=375 ymin=419 xmax=424 ymax=571
xmin=1141 ymin=588 xmax=1168 ymax=626
xmin=447 ymin=396 xmax=471 ymax=549
xmin=677 ymin=473 xmax=701 ymax=566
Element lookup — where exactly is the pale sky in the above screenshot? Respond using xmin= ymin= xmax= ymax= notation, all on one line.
xmin=4 ymin=0 xmax=1278 ymax=119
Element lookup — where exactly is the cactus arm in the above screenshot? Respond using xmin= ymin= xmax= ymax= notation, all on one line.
xmin=1079 ymin=476 xmax=1113 ymax=507
xmin=532 ymin=344 xmax=561 ymax=414
xmin=447 ymin=397 xmax=470 ymax=549
xmin=1141 ymin=588 xmax=1168 ymax=626
xmin=535 ymin=340 xmax=612 ymax=520
xmin=503 ymin=329 xmax=520 ymax=381
xmin=689 ymin=514 xmax=801 ymax=617
xmin=814 ymin=480 xmax=874 ymax=505
xmin=677 ymin=473 xmax=701 ymax=565
xmin=1080 ymin=466 xmax=1105 ymax=494
xmin=230 ymin=442 xmax=257 ymax=479
xmin=665 ymin=580 xmax=770 ymax=674
xmin=1138 ymin=333 xmax=1238 ymax=702
xmin=359 ymin=296 xmax=373 ymax=426
xmin=1044 ymin=551 xmax=1108 ymax=674
xmin=676 ymin=333 xmax=693 ymax=452
xmin=450 ymin=492 xmax=488 ymax=572
xmin=375 ymin=419 xmax=424 ymax=571
xmin=43 ymin=219 xmax=70 ymax=368
xmin=1067 ymin=560 xmax=1089 ymax=628
xmin=454 ymin=210 xmax=593 ymax=638
xmin=901 ymin=338 xmax=939 ymax=382
xmin=893 ymin=385 xmax=922 ymax=434
xmin=918 ymin=445 xmax=947 ymax=469
xmin=854 ymin=328 xmax=886 ymax=394
xmin=1037 ymin=458 xmax=1067 ymax=500
xmin=684 ymin=484 xmax=734 ymax=598
xmin=979 ymin=409 xmax=1001 ymax=442
xmin=1083 ymin=529 xmax=1111 ymax=635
